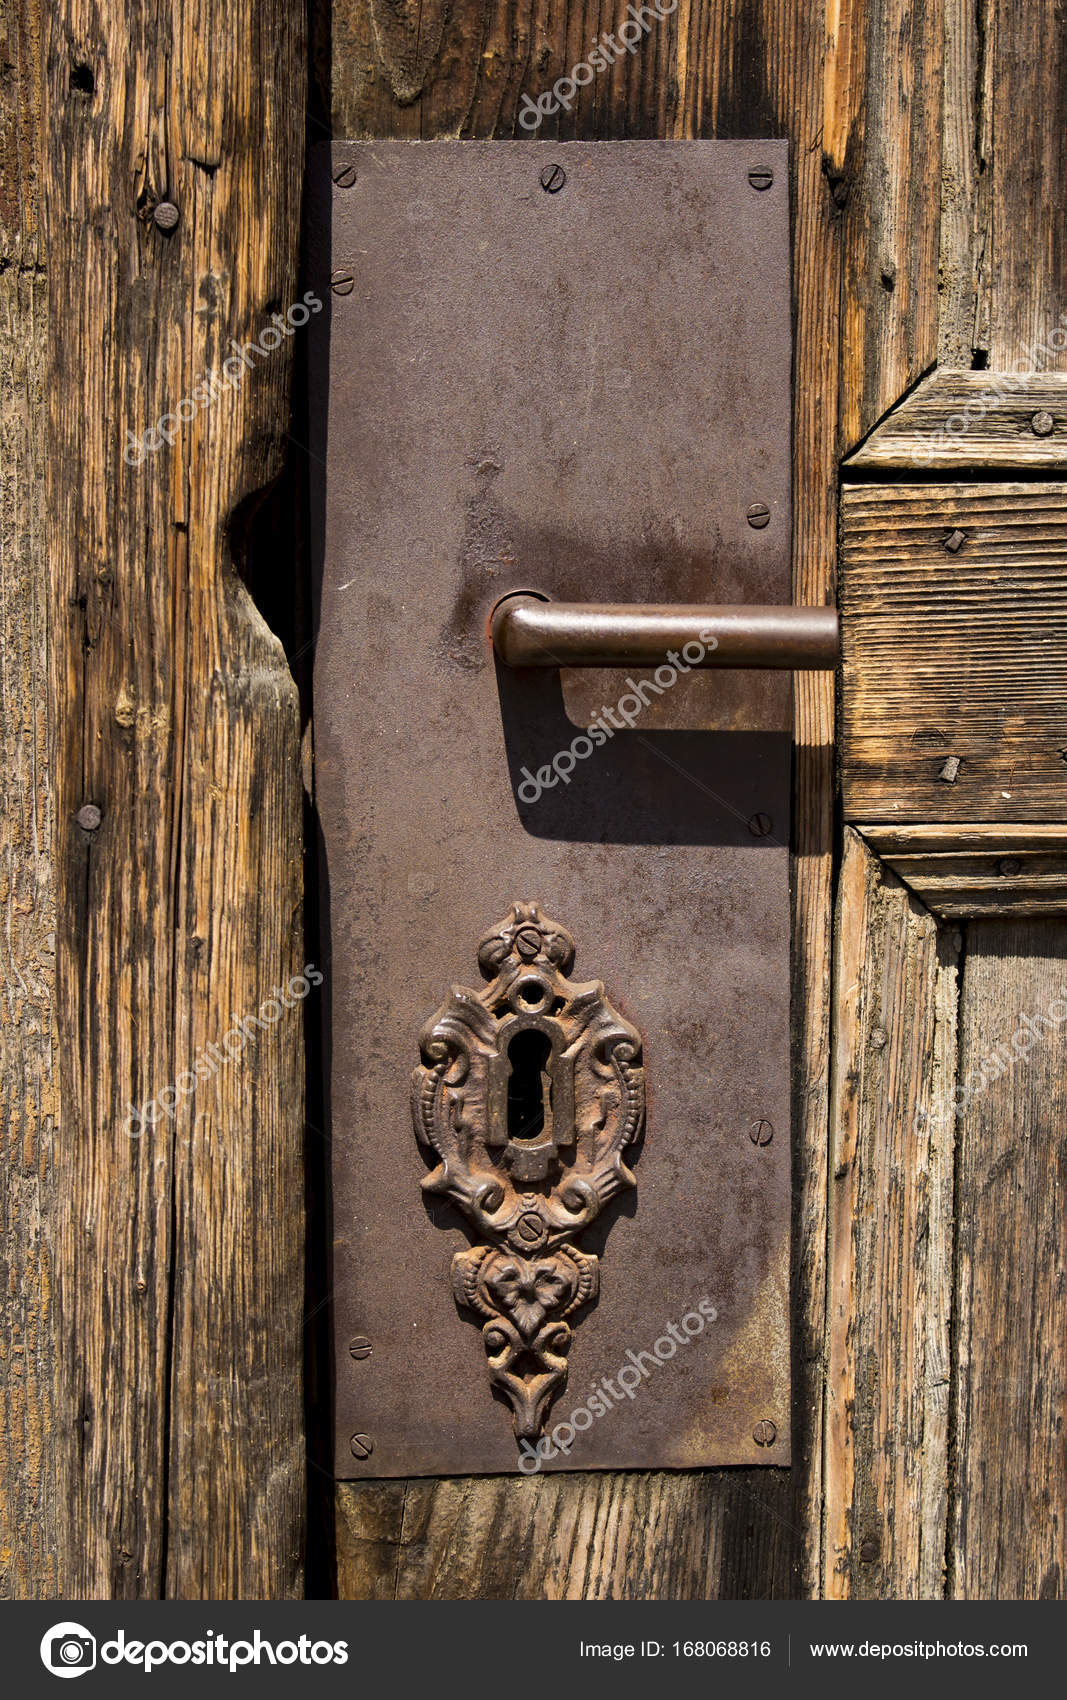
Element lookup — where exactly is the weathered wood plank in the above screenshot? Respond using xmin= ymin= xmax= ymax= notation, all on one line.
xmin=857 ymin=826 xmax=1067 ymax=920
xmin=848 ymin=371 xmax=1067 ymax=471
xmin=841 ymin=482 xmax=1067 ymax=826
xmin=44 ymin=2 xmax=306 ymax=1595
xmin=951 ymin=922 xmax=1067 ymax=1599
xmin=824 ymin=830 xmax=957 ymax=1599
xmin=0 ymin=0 xmax=58 ymax=1602
xmin=338 ymin=1472 xmax=797 ymax=1600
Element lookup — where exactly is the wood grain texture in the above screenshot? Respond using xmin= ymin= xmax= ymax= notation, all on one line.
xmin=824 ymin=830 xmax=958 ymax=1599
xmin=337 ymin=1472 xmax=796 ymax=1599
xmin=858 ymin=825 xmax=1067 ymax=919
xmin=44 ymin=2 xmax=306 ymax=1596
xmin=0 ymin=0 xmax=58 ymax=1601
xmin=951 ymin=922 xmax=1067 ymax=1599
xmin=325 ymin=0 xmax=943 ymax=1600
xmin=849 ymin=371 xmax=1067 ymax=471
xmin=841 ymin=482 xmax=1067 ymax=826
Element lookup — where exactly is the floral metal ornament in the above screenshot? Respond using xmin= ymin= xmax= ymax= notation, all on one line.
xmin=412 ymin=902 xmax=644 ymax=1444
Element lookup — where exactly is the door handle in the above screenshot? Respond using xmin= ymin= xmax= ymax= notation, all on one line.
xmin=492 ymin=595 xmax=839 ymax=670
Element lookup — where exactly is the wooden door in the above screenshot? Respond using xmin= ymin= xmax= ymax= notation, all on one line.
xmin=0 ymin=0 xmax=1063 ymax=1599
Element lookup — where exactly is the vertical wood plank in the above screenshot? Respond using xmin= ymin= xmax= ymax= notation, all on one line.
xmin=951 ymin=922 xmax=1067 ymax=1600
xmin=824 ymin=830 xmax=958 ymax=1598
xmin=44 ymin=1 xmax=306 ymax=1595
xmin=0 ymin=0 xmax=58 ymax=1602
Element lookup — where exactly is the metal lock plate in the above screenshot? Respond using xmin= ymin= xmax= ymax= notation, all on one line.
xmin=310 ymin=140 xmax=792 ymax=1476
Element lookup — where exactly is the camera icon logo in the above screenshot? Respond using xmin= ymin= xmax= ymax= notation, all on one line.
xmin=40 ymin=1623 xmax=97 ymax=1679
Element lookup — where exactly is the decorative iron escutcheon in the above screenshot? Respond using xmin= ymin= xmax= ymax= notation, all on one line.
xmin=412 ymin=903 xmax=644 ymax=1445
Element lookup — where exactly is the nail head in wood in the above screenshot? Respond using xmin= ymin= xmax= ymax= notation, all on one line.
xmin=153 ymin=201 xmax=179 ymax=231
xmin=938 ymin=756 xmax=961 ymax=784
xmin=1031 ymin=410 xmax=1055 ymax=437
xmin=944 ymin=528 xmax=966 ymax=553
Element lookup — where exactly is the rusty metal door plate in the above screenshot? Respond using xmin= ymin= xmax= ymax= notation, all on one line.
xmin=310 ymin=140 xmax=793 ymax=1476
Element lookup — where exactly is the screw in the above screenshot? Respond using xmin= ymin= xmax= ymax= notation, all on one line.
xmin=349 ymin=1432 xmax=374 ymax=1459
xmin=870 ymin=1026 xmax=888 ymax=1050
xmin=1031 ymin=410 xmax=1055 ymax=437
xmin=540 ymin=163 xmax=566 ymax=194
xmin=517 ymin=1212 xmax=544 ymax=1242
xmin=749 ymin=1119 xmax=774 ymax=1147
xmin=944 ymin=529 xmax=966 ymax=553
xmin=515 ymin=926 xmax=542 ymax=959
xmin=331 ymin=270 xmax=355 ymax=297
xmin=999 ymin=856 xmax=1022 ymax=876
xmin=153 ymin=201 xmax=179 ymax=231
xmin=859 ymin=1536 xmax=882 ymax=1563
xmin=348 ymin=1336 xmax=372 ymax=1360
xmin=753 ymin=1419 xmax=777 ymax=1446
xmin=748 ymin=167 xmax=774 ymax=192
xmin=76 ymin=804 xmax=102 ymax=832
xmin=747 ymin=502 xmax=771 ymax=529
xmin=748 ymin=812 xmax=773 ymax=837
xmin=333 ymin=164 xmax=358 ymax=188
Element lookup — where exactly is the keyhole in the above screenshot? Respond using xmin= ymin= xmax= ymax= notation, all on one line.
xmin=506 ymin=1029 xmax=553 ymax=1143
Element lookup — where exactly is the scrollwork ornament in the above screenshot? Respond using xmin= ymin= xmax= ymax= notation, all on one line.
xmin=412 ymin=903 xmax=644 ymax=1445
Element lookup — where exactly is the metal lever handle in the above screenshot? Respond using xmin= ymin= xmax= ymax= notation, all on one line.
xmin=492 ymin=596 xmax=839 ymax=671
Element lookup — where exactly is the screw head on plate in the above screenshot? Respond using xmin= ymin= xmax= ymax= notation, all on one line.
xmin=748 ymin=167 xmax=774 ymax=192
xmin=348 ymin=1336 xmax=372 ymax=1360
xmin=350 ymin=1432 xmax=374 ymax=1459
xmin=153 ymin=201 xmax=179 ymax=231
xmin=746 ymin=502 xmax=771 ymax=529
xmin=540 ymin=163 xmax=566 ymax=194
xmin=331 ymin=270 xmax=356 ymax=296
xmin=753 ymin=1419 xmax=777 ymax=1446
xmin=749 ymin=1119 xmax=774 ymax=1147
xmin=333 ymin=164 xmax=358 ymax=188
xmin=748 ymin=812 xmax=773 ymax=838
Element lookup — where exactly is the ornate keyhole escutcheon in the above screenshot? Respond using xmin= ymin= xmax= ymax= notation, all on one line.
xmin=412 ymin=903 xmax=645 ymax=1445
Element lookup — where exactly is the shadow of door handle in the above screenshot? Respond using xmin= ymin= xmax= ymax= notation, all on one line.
xmin=492 ymin=595 xmax=839 ymax=671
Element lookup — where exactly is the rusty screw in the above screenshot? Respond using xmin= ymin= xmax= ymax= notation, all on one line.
xmin=748 ymin=166 xmax=774 ymax=192
xmin=747 ymin=502 xmax=771 ymax=529
xmin=748 ymin=812 xmax=773 ymax=837
xmin=1031 ymin=410 xmax=1055 ymax=437
xmin=540 ymin=163 xmax=567 ymax=194
xmin=331 ymin=270 xmax=355 ymax=297
xmin=348 ymin=1336 xmax=372 ymax=1360
xmin=153 ymin=201 xmax=179 ymax=231
xmin=753 ymin=1419 xmax=777 ymax=1446
xmin=350 ymin=1432 xmax=374 ymax=1459
xmin=76 ymin=804 xmax=102 ymax=832
xmin=333 ymin=164 xmax=358 ymax=188
xmin=749 ymin=1119 xmax=774 ymax=1147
